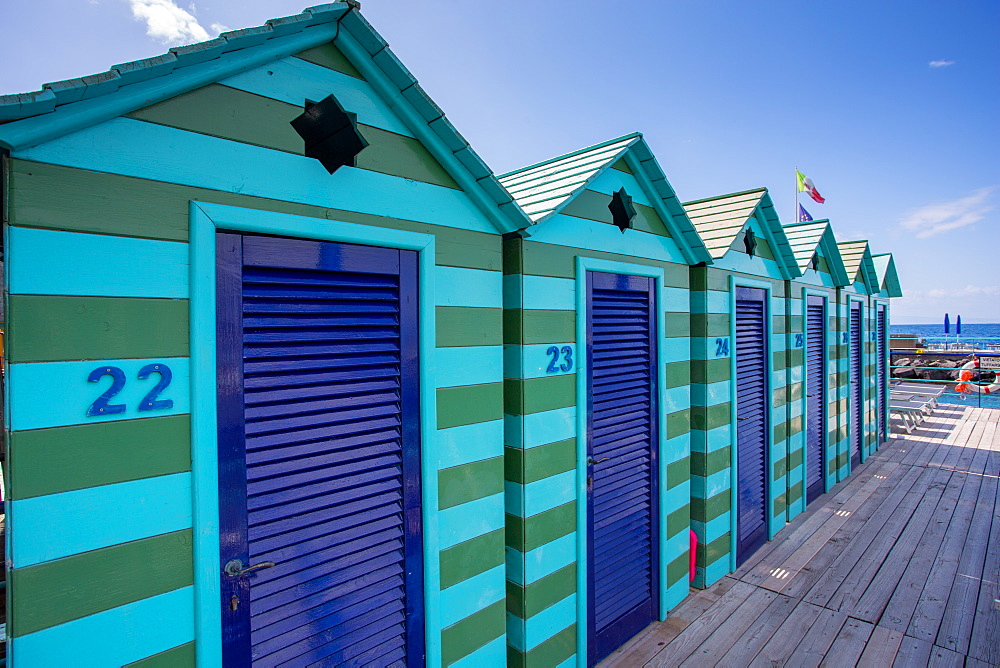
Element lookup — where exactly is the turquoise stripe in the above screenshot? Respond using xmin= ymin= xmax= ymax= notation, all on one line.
xmin=439 ymin=564 xmax=505 ymax=628
xmin=11 ymin=587 xmax=194 ymax=666
xmin=506 ymin=532 xmax=576 ymax=586
xmin=435 ymin=346 xmax=503 ymax=388
xmin=704 ymin=557 xmax=730 ymax=585
xmin=690 ymin=468 xmax=729 ymax=500
xmin=519 ymin=343 xmax=576 ymax=379
xmin=523 ymin=406 xmax=577 ymax=448
xmin=435 ymin=267 xmax=502 ymax=307
xmin=438 ymin=492 xmax=504 ymax=550
xmin=712 ymin=247 xmax=787 ymax=280
xmin=506 ymin=594 xmax=576 ymax=652
xmin=528 ymin=214 xmax=688 ymax=265
xmin=502 ymin=274 xmax=522 ymax=309
xmin=691 ymin=380 xmax=730 ymax=407
xmin=221 ymin=57 xmax=413 ymax=137
xmin=705 ymin=424 xmax=732 ymax=450
xmin=8 ymin=357 xmax=189 ymax=431
xmin=661 ymin=286 xmax=689 ymax=312
xmin=11 ymin=472 xmax=192 ymax=567
xmin=505 ymin=470 xmax=575 ymax=517
xmin=17 ymin=118 xmax=497 ymax=234
xmin=555 ymin=655 xmax=578 ymax=668
xmin=449 ymin=635 xmax=507 ymax=668
xmin=662 ymin=386 xmax=690 ymax=413
xmin=589 ymin=168 xmax=654 ymax=207
xmin=8 ymin=227 xmax=187 ymax=298
xmin=691 ymin=511 xmax=731 ymax=545
xmin=660 ymin=337 xmax=689 ymax=364
xmin=436 ymin=419 xmax=503 ymax=469
xmin=521 ymin=275 xmax=575 ymax=311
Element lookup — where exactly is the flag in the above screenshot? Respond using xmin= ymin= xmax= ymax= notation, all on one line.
xmin=796 ymin=170 xmax=826 ymax=203
xmin=798 ymin=204 xmax=813 ymax=222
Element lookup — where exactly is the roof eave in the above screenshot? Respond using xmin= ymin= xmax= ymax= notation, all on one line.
xmin=753 ymin=192 xmax=801 ymax=279
xmin=819 ymin=227 xmax=851 ymax=286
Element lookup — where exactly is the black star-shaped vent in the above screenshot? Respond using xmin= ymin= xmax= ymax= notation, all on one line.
xmin=743 ymin=227 xmax=757 ymax=256
xmin=609 ymin=188 xmax=637 ymax=233
xmin=291 ymin=95 xmax=368 ymax=174
xmin=811 ymin=252 xmax=820 ymax=270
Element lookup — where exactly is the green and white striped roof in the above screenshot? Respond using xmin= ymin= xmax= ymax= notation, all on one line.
xmin=498 ymin=133 xmax=712 ymax=265
xmin=837 ymin=240 xmax=880 ymax=292
xmin=871 ymin=253 xmax=903 ymax=297
xmin=782 ymin=218 xmax=850 ymax=285
xmin=682 ymin=188 xmax=800 ymax=278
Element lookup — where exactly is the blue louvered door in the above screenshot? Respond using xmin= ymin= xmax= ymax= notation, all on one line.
xmin=849 ymin=301 xmax=863 ymax=470
xmin=735 ymin=287 xmax=769 ymax=566
xmin=586 ymin=271 xmax=659 ymax=666
xmin=876 ymin=305 xmax=887 ymax=444
xmin=216 ymin=232 xmax=424 ymax=667
xmin=805 ymin=296 xmax=826 ymax=505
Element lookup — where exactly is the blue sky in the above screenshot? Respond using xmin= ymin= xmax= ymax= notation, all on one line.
xmin=3 ymin=0 xmax=998 ymax=323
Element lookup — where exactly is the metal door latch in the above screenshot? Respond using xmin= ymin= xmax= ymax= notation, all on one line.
xmin=224 ymin=559 xmax=276 ymax=577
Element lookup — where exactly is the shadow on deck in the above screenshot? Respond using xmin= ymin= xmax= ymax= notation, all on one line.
xmin=602 ymin=404 xmax=1000 ymax=667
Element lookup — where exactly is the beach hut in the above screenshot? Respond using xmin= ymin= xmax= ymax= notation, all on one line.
xmin=780 ymin=220 xmax=851 ymax=513
xmin=680 ymin=188 xmax=801 ymax=586
xmin=0 ymin=5 xmax=530 ymax=666
xmin=836 ymin=241 xmax=882 ymax=473
xmin=871 ymin=253 xmax=902 ymax=445
xmin=497 ymin=133 xmax=712 ymax=666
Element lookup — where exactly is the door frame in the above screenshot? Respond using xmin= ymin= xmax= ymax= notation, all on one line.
xmin=573 ymin=257 xmax=671 ymax=665
xmin=189 ymin=202 xmax=440 ymax=666
xmin=727 ymin=276 xmax=775 ymax=572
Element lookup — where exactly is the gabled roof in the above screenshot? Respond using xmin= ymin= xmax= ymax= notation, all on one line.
xmin=0 ymin=3 xmax=530 ymax=234
xmin=871 ymin=253 xmax=903 ymax=297
xmin=837 ymin=240 xmax=880 ymax=292
xmin=498 ymin=133 xmax=711 ymax=265
xmin=682 ymin=188 xmax=801 ymax=278
xmin=782 ymin=218 xmax=850 ymax=286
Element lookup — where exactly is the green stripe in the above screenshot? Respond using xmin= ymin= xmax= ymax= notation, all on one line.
xmin=664 ymin=312 xmax=691 ymax=337
xmin=692 ymin=358 xmax=731 ymax=383
xmin=668 ymin=552 xmax=689 ymax=587
xmin=128 ymin=85 xmax=460 ymax=190
xmin=504 ymin=438 xmax=575 ymax=485
xmin=9 ymin=415 xmax=191 ymax=499
xmin=520 ymin=238 xmax=689 ymax=287
xmin=9 ymin=160 xmax=499 ymax=269
xmin=504 ymin=375 xmax=576 ymax=416
xmin=506 ymin=501 xmax=575 ymax=553
xmin=665 ymin=360 xmax=690 ymax=389
xmin=521 ymin=310 xmax=576 ymax=344
xmin=439 ymin=456 xmax=504 ymax=510
xmin=560 ymin=189 xmax=672 ymax=238
xmin=437 ymin=383 xmax=503 ymax=429
xmin=508 ymin=623 xmax=576 ymax=668
xmin=506 ymin=563 xmax=576 ymax=619
xmin=7 ymin=295 xmax=189 ymax=363
xmin=692 ymin=446 xmax=730 ymax=478
xmin=440 ymin=528 xmax=505 ymax=589
xmin=442 ymin=599 xmax=505 ymax=666
xmin=125 ymin=643 xmax=196 ymax=668
xmin=691 ymin=489 xmax=729 ymax=522
xmin=691 ymin=403 xmax=730 ymax=432
xmin=773 ymin=492 xmax=787 ymax=517
xmin=436 ymin=307 xmax=502 ymax=347
xmin=787 ymin=481 xmax=803 ymax=506
xmin=774 ymin=421 xmax=788 ymax=446
xmin=773 ymin=450 xmax=787 ymax=479
xmin=667 ymin=456 xmax=689 ymax=489
xmin=667 ymin=506 xmax=689 ymax=538
xmin=667 ymin=408 xmax=692 ymax=440
xmin=691 ymin=269 xmax=728 ymax=292
xmin=294 ymin=43 xmax=363 ymax=78
xmin=700 ymin=532 xmax=731 ymax=567
xmin=10 ymin=529 xmax=193 ymax=636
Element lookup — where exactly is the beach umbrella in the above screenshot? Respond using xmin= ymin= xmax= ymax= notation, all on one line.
xmin=957 ymin=315 xmax=962 ymax=336
xmin=944 ymin=313 xmax=950 ymax=334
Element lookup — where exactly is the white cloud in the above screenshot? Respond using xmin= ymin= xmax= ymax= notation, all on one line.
xmin=929 ymin=60 xmax=956 ymax=68
xmin=210 ymin=23 xmax=230 ymax=35
xmin=898 ymin=188 xmax=995 ymax=239
xmin=129 ymin=0 xmax=210 ymax=45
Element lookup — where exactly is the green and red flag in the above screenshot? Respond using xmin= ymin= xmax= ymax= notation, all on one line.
xmin=796 ymin=170 xmax=825 ymax=203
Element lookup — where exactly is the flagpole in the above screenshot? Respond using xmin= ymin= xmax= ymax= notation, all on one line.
xmin=794 ymin=166 xmax=799 ymax=222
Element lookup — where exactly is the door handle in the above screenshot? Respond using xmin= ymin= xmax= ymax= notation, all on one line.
xmin=587 ymin=457 xmax=610 ymax=465
xmin=224 ymin=559 xmax=276 ymax=577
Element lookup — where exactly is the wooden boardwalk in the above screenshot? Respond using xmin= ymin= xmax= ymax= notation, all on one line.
xmin=603 ymin=405 xmax=1000 ymax=667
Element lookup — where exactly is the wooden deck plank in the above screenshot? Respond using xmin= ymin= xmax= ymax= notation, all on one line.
xmin=713 ymin=593 xmax=798 ymax=667
xmin=783 ymin=606 xmax=847 ymax=668
xmin=893 ymin=634 xmax=933 ymax=667
xmin=677 ymin=587 xmax=777 ymax=666
xmin=967 ymin=444 xmax=1000 ymax=665
xmin=822 ymin=616 xmax=874 ymax=668
xmin=856 ymin=625 xmax=904 ymax=668
xmin=747 ymin=601 xmax=825 ymax=668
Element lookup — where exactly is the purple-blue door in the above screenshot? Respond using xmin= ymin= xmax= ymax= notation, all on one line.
xmin=216 ymin=233 xmax=424 ymax=667
xmin=805 ymin=295 xmax=826 ymax=504
xmin=849 ymin=301 xmax=863 ymax=469
xmin=586 ymin=271 xmax=659 ymax=665
xmin=735 ymin=287 xmax=769 ymax=566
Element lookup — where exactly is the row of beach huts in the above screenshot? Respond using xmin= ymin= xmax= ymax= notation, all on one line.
xmin=0 ymin=3 xmax=902 ymax=667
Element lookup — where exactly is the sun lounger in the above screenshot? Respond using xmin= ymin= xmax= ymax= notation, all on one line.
xmin=889 ymin=381 xmax=945 ymax=407
xmin=890 ymin=397 xmax=931 ymax=434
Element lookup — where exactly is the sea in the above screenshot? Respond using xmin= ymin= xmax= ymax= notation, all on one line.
xmin=890 ymin=322 xmax=1000 ymax=408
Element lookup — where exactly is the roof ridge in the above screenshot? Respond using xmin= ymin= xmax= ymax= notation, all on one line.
xmin=498 ymin=132 xmax=641 ymax=179
xmin=681 ymin=187 xmax=767 ymax=207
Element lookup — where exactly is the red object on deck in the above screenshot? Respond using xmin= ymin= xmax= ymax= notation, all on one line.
xmin=689 ymin=529 xmax=697 ymax=582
